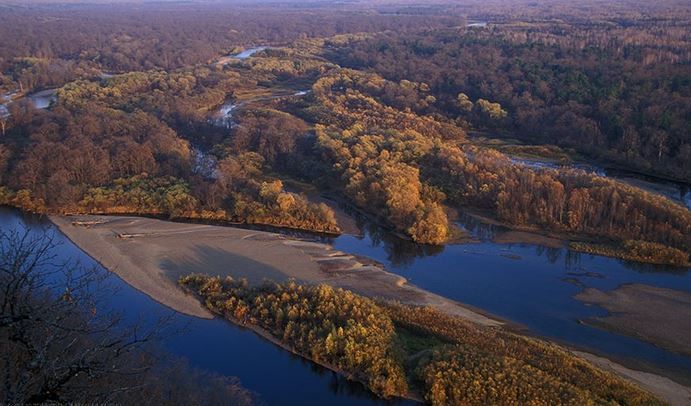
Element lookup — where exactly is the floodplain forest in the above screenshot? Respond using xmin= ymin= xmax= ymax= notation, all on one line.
xmin=0 ymin=0 xmax=689 ymax=265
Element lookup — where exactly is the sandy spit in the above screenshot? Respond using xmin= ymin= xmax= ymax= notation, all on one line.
xmin=575 ymin=284 xmax=691 ymax=357
xmin=50 ymin=214 xmax=501 ymax=326
xmin=50 ymin=215 xmax=691 ymax=404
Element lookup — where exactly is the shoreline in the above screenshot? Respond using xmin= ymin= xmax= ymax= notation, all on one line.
xmin=48 ymin=214 xmax=691 ymax=405
xmin=178 ymin=285 xmax=426 ymax=403
xmin=5 ymin=192 xmax=684 ymax=267
xmin=575 ymin=351 xmax=691 ymax=406
xmin=463 ymin=209 xmax=690 ymax=267
xmin=49 ymin=214 xmax=502 ymax=327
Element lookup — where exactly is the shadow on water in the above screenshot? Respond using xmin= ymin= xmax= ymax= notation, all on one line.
xmin=328 ymin=206 xmax=691 ymax=383
xmin=0 ymin=207 xmax=416 ymax=406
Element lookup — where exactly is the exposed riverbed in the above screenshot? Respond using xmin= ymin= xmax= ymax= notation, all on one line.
xmin=0 ymin=207 xmax=414 ymax=405
xmin=3 ymin=207 xmax=691 ymax=403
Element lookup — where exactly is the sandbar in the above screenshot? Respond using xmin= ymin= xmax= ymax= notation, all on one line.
xmin=575 ymin=284 xmax=691 ymax=357
xmin=50 ymin=214 xmax=501 ymax=326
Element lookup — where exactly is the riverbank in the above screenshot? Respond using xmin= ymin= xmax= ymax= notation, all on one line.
xmin=179 ymin=277 xmax=425 ymax=403
xmin=463 ymin=209 xmax=690 ymax=267
xmin=468 ymin=132 xmax=691 ymax=189
xmin=50 ymin=214 xmax=501 ymax=326
xmin=570 ymin=241 xmax=690 ymax=268
xmin=574 ymin=351 xmax=691 ymax=406
xmin=48 ymin=213 xmax=691 ymax=404
xmin=180 ymin=274 xmax=673 ymax=405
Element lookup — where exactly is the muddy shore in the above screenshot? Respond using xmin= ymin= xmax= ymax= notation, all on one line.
xmin=576 ymin=284 xmax=691 ymax=357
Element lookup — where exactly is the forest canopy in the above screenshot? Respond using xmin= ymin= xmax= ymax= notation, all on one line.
xmin=0 ymin=0 xmax=688 ymax=263
xmin=1 ymin=1 xmax=690 ymax=404
xmin=180 ymin=275 xmax=661 ymax=405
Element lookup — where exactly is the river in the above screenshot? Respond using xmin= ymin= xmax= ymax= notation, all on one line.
xmin=212 ymin=89 xmax=311 ymax=128
xmin=0 ymin=207 xmax=412 ymax=405
xmin=2 ymin=200 xmax=691 ymax=402
xmin=331 ymin=214 xmax=691 ymax=383
xmin=0 ymin=88 xmax=57 ymax=116
xmin=233 ymin=46 xmax=269 ymax=59
xmin=216 ymin=47 xmax=270 ymax=67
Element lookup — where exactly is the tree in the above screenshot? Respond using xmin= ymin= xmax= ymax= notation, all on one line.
xmin=475 ymin=98 xmax=507 ymax=121
xmin=456 ymin=92 xmax=473 ymax=113
xmin=0 ymin=228 xmax=258 ymax=404
xmin=0 ymin=228 xmax=164 ymax=403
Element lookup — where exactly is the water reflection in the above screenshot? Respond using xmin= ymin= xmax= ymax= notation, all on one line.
xmin=0 ymin=207 xmax=416 ymax=406
xmin=329 ymin=207 xmax=691 ymax=381
xmin=352 ymin=216 xmax=445 ymax=267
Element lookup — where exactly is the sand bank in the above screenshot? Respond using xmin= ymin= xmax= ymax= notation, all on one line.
xmin=575 ymin=351 xmax=691 ymax=406
xmin=50 ymin=215 xmax=691 ymax=404
xmin=575 ymin=284 xmax=691 ymax=357
xmin=50 ymin=214 xmax=501 ymax=326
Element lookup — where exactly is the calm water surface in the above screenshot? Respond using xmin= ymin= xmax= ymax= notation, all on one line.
xmin=232 ymin=47 xmax=268 ymax=59
xmin=0 ymin=207 xmax=410 ymax=406
xmin=2 ymin=205 xmax=690 ymax=403
xmin=332 ymin=216 xmax=691 ymax=380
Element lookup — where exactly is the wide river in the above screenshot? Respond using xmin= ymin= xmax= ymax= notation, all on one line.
xmin=2 ymin=206 xmax=690 ymax=404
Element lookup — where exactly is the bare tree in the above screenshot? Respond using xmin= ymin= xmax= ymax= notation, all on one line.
xmin=0 ymin=227 xmax=258 ymax=405
xmin=0 ymin=228 xmax=167 ymax=404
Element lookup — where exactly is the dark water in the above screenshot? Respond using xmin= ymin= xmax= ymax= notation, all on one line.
xmin=332 ymin=215 xmax=691 ymax=381
xmin=0 ymin=207 xmax=411 ymax=406
xmin=3 ymin=205 xmax=691 ymax=403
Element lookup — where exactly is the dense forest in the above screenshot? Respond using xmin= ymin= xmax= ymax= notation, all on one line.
xmin=180 ymin=274 xmax=661 ymax=405
xmin=0 ymin=2 xmax=457 ymax=86
xmin=294 ymin=69 xmax=690 ymax=261
xmin=324 ymin=17 xmax=691 ymax=182
xmin=1 ymin=0 xmax=690 ymax=404
xmin=0 ymin=0 xmax=689 ymax=262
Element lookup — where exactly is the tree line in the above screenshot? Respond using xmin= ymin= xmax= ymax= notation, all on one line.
xmin=324 ymin=14 xmax=691 ymax=182
xmin=180 ymin=274 xmax=661 ymax=405
xmin=0 ymin=67 xmax=339 ymax=233
xmin=291 ymin=69 xmax=689 ymax=262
